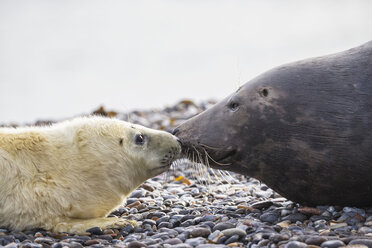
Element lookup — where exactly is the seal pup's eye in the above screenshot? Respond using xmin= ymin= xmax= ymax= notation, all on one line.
xmin=228 ymin=102 xmax=239 ymax=112
xmin=134 ymin=134 xmax=145 ymax=145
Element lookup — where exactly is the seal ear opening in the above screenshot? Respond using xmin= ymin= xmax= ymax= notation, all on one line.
xmin=119 ymin=138 xmax=124 ymax=146
xmin=259 ymin=88 xmax=269 ymax=97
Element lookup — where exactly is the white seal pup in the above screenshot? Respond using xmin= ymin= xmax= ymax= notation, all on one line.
xmin=0 ymin=116 xmax=181 ymax=233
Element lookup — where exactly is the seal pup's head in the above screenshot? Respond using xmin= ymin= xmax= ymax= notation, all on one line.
xmin=66 ymin=116 xmax=181 ymax=193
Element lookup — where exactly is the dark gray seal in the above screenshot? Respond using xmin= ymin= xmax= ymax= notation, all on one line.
xmin=173 ymin=41 xmax=372 ymax=207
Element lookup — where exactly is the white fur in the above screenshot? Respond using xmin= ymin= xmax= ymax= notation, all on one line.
xmin=0 ymin=116 xmax=180 ymax=232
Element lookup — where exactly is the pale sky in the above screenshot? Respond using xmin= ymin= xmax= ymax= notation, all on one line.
xmin=1 ymin=0 xmax=372 ymax=123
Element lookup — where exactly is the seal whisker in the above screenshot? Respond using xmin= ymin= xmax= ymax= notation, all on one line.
xmin=194 ymin=146 xmax=208 ymax=186
xmin=204 ymin=149 xmax=232 ymax=166
xmin=200 ymin=143 xmax=226 ymax=151
xmin=202 ymin=148 xmax=222 ymax=185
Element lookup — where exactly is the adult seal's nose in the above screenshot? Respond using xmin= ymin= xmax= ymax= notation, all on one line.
xmin=172 ymin=128 xmax=179 ymax=135
xmin=176 ymin=137 xmax=183 ymax=146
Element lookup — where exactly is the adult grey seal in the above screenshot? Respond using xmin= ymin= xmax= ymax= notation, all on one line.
xmin=173 ymin=41 xmax=372 ymax=207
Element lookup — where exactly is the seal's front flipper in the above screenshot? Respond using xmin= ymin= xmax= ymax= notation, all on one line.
xmin=52 ymin=217 xmax=136 ymax=234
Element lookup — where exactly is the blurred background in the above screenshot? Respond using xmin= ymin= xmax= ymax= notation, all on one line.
xmin=1 ymin=0 xmax=372 ymax=123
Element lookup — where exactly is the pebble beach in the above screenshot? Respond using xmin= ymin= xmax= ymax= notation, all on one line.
xmin=1 ymin=100 xmax=372 ymax=248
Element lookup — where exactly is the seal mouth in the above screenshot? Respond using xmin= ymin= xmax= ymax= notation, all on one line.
xmin=181 ymin=143 xmax=237 ymax=167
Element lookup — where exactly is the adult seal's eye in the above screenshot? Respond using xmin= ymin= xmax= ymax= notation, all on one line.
xmin=228 ymin=102 xmax=239 ymax=111
xmin=134 ymin=134 xmax=145 ymax=145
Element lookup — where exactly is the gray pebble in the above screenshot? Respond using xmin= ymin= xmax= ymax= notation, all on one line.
xmin=221 ymin=228 xmax=246 ymax=237
xmin=321 ymin=240 xmax=345 ymax=248
xmin=349 ymin=239 xmax=372 ymax=248
xmin=185 ymin=237 xmax=207 ymax=246
xmin=213 ymin=222 xmax=236 ymax=231
xmin=34 ymin=237 xmax=55 ymax=245
xmin=143 ymin=219 xmax=157 ymax=226
xmin=251 ymin=200 xmax=274 ymax=209
xmin=4 ymin=242 xmax=18 ymax=248
xmin=282 ymin=213 xmax=307 ymax=223
xmin=260 ymin=212 xmax=280 ymax=224
xmin=284 ymin=241 xmax=307 ymax=248
xmin=224 ymin=234 xmax=240 ymax=244
xmin=200 ymin=215 xmax=217 ymax=222
xmin=128 ymin=241 xmax=147 ymax=248
xmin=358 ymin=227 xmax=372 ymax=234
xmin=159 ymin=227 xmax=179 ymax=237
xmin=130 ymin=189 xmax=146 ymax=198
xmin=86 ymin=226 xmax=103 ymax=235
xmin=269 ymin=234 xmax=289 ymax=243
xmin=167 ymin=244 xmax=193 ymax=248
xmin=158 ymin=222 xmax=173 ymax=229
xmin=305 ymin=236 xmax=327 ymax=246
xmin=156 ymin=216 xmax=170 ymax=225
xmin=208 ymin=230 xmax=222 ymax=242
xmin=196 ymin=245 xmax=227 ymax=248
xmin=190 ymin=227 xmax=211 ymax=238
xmin=180 ymin=219 xmax=194 ymax=227
xmin=164 ymin=238 xmax=183 ymax=245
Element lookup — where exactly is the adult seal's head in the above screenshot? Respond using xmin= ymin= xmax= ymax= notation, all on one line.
xmin=174 ymin=41 xmax=372 ymax=207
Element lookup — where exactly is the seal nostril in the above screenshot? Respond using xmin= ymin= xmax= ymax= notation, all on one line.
xmin=172 ymin=128 xmax=179 ymax=135
xmin=176 ymin=138 xmax=183 ymax=147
